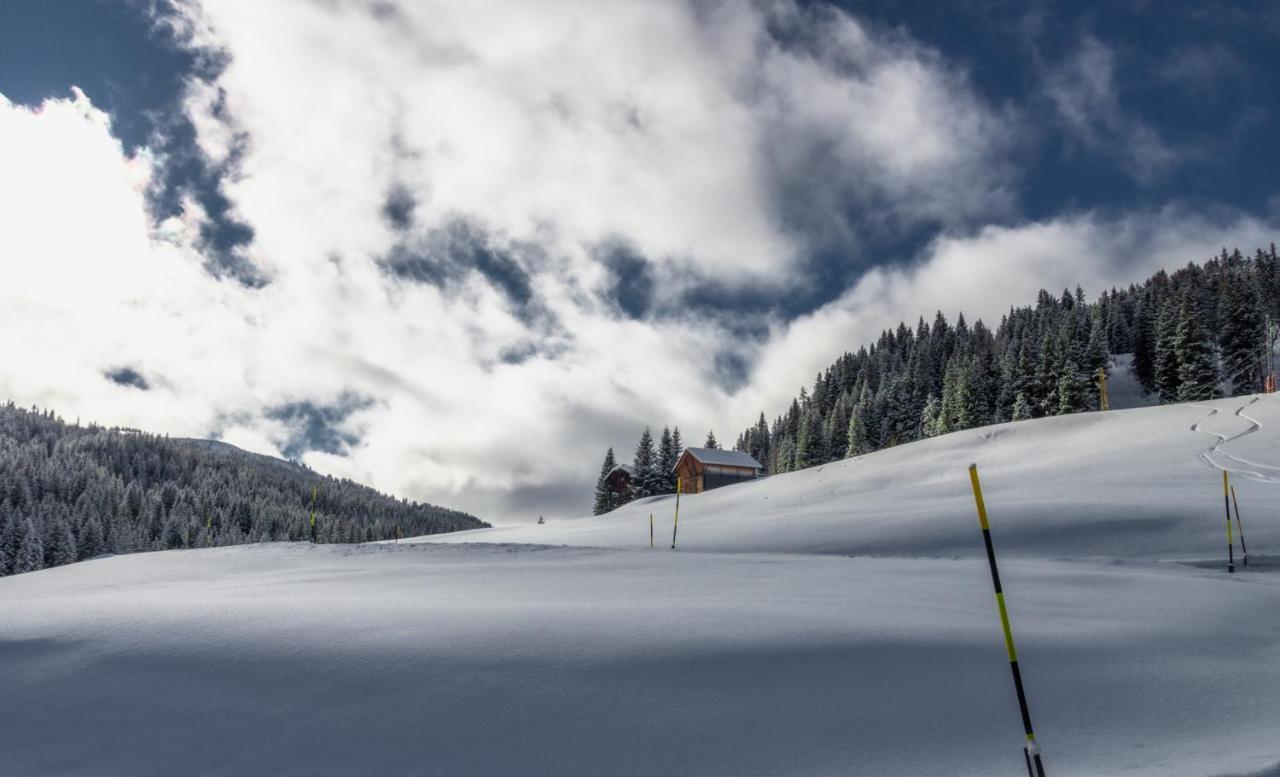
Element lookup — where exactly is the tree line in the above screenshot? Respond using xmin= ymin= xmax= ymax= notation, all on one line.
xmin=0 ymin=402 xmax=487 ymax=577
xmin=729 ymin=246 xmax=1279 ymax=475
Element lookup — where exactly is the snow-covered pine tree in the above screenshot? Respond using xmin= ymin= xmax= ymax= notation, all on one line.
xmin=633 ymin=428 xmax=659 ymax=498
xmin=794 ymin=406 xmax=825 ymax=469
xmin=845 ymin=401 xmax=872 ymax=456
xmin=1056 ymin=359 xmax=1091 ymax=415
xmin=14 ymin=519 xmax=44 ymax=574
xmin=919 ymin=395 xmax=940 ymax=438
xmin=1175 ymin=295 xmax=1220 ymax=401
xmin=0 ymin=515 xmax=15 ymax=574
xmin=1217 ymin=270 xmax=1266 ymax=393
xmin=592 ymin=448 xmax=617 ymax=515
xmin=77 ymin=516 xmax=104 ymax=560
xmin=658 ymin=427 xmax=677 ymax=494
xmin=1153 ymin=300 xmax=1182 ymax=403
xmin=44 ymin=517 xmax=77 ymax=568
xmin=1011 ymin=392 xmax=1033 ymax=421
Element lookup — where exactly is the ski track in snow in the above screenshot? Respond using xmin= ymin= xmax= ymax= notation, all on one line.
xmin=1191 ymin=396 xmax=1280 ymax=484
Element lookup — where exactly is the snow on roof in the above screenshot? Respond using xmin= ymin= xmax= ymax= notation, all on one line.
xmin=679 ymin=447 xmax=763 ymax=470
xmin=607 ymin=464 xmax=635 ymax=477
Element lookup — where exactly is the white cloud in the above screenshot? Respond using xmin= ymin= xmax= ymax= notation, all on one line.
xmin=1 ymin=4 xmax=1274 ymax=525
xmin=163 ymin=0 xmax=1017 ymax=283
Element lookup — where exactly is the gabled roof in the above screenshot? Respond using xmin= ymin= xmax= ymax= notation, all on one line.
xmin=676 ymin=447 xmax=763 ymax=470
xmin=607 ymin=464 xmax=635 ymax=478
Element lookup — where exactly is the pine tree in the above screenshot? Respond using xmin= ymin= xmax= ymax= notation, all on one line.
xmin=658 ymin=428 xmax=677 ymax=494
xmin=78 ymin=517 xmax=105 ymax=560
xmin=1218 ymin=271 xmax=1266 ymax=393
xmin=0 ymin=516 xmax=16 ymax=574
xmin=1055 ymin=359 xmax=1091 ymax=415
xmin=592 ymin=448 xmax=617 ymax=515
xmin=1175 ymin=296 xmax=1220 ymax=401
xmin=1153 ymin=300 xmax=1181 ymax=403
xmin=633 ymin=428 xmax=659 ymax=498
xmin=794 ymin=407 xmax=825 ymax=469
xmin=845 ymin=402 xmax=872 ymax=456
xmin=44 ymin=518 xmax=77 ymax=568
xmin=919 ymin=395 xmax=941 ymax=438
xmin=1011 ymin=392 xmax=1033 ymax=421
xmin=163 ymin=516 xmax=186 ymax=550
xmin=14 ymin=519 xmax=44 ymax=574
xmin=703 ymin=430 xmax=719 ymax=449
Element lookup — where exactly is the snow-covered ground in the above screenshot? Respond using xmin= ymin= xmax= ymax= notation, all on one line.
xmin=424 ymin=394 xmax=1280 ymax=560
xmin=4 ymin=395 xmax=1280 ymax=776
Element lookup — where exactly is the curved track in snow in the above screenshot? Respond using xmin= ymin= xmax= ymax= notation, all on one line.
xmin=1191 ymin=396 xmax=1280 ymax=484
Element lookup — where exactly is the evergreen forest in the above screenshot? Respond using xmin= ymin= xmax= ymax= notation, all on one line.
xmin=0 ymin=403 xmax=487 ymax=577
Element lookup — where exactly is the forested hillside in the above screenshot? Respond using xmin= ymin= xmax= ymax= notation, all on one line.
xmin=0 ymin=403 xmax=487 ymax=576
xmin=732 ymin=246 xmax=1280 ymax=474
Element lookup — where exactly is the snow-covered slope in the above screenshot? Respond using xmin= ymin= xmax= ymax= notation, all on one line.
xmin=5 ymin=395 xmax=1280 ymax=777
xmin=423 ymin=394 xmax=1280 ymax=560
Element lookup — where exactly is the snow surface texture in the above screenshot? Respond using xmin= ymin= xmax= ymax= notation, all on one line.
xmin=4 ymin=395 xmax=1280 ymax=776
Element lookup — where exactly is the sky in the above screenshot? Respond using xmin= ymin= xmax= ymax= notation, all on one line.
xmin=1 ymin=0 xmax=1278 ymax=523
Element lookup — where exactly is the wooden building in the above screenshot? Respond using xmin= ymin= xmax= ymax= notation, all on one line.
xmin=605 ymin=464 xmax=635 ymax=498
xmin=673 ymin=447 xmax=764 ymax=494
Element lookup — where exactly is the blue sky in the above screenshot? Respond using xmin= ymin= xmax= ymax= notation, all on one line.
xmin=1 ymin=0 xmax=1277 ymax=520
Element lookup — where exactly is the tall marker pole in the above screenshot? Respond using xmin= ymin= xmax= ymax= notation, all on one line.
xmin=671 ymin=477 xmax=682 ymax=550
xmin=1231 ymin=484 xmax=1247 ymax=568
xmin=1097 ymin=368 xmax=1110 ymax=411
xmin=968 ymin=464 xmax=1046 ymax=777
xmin=1223 ymin=471 xmax=1235 ymax=574
xmin=309 ymin=486 xmax=318 ymax=544
xmin=649 ymin=513 xmax=654 ymax=549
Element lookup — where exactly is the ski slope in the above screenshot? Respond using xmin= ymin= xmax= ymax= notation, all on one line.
xmin=4 ymin=395 xmax=1280 ymax=776
xmin=422 ymin=394 xmax=1280 ymax=559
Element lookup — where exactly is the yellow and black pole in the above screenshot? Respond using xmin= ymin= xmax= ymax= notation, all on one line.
xmin=1224 ymin=472 xmax=1235 ymax=573
xmin=1231 ymin=486 xmax=1248 ymax=567
xmin=671 ymin=478 xmax=682 ymax=550
xmin=1097 ymin=368 xmax=1109 ymax=411
xmin=968 ymin=464 xmax=1046 ymax=777
xmin=309 ymin=486 xmax=318 ymax=544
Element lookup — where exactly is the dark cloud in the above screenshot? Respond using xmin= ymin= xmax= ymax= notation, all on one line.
xmin=712 ymin=350 xmax=751 ymax=394
xmin=265 ymin=393 xmax=375 ymax=459
xmin=382 ymin=219 xmax=543 ymax=323
xmin=382 ymin=186 xmax=416 ymax=231
xmin=104 ymin=367 xmax=150 ymax=390
xmin=594 ymin=240 xmax=653 ymax=320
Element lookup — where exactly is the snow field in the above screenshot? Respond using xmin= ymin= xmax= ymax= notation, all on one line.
xmin=5 ymin=394 xmax=1280 ymax=775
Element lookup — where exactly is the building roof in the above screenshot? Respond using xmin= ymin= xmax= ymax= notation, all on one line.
xmin=677 ymin=447 xmax=763 ymax=470
xmin=607 ymin=464 xmax=635 ymax=478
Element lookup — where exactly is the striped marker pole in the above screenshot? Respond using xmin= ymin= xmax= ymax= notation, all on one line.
xmin=671 ymin=478 xmax=682 ymax=550
xmin=1231 ymin=484 xmax=1247 ymax=568
xmin=309 ymin=486 xmax=318 ymax=544
xmin=1224 ymin=471 xmax=1235 ymax=574
xmin=968 ymin=464 xmax=1046 ymax=777
xmin=650 ymin=513 xmax=654 ymax=549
